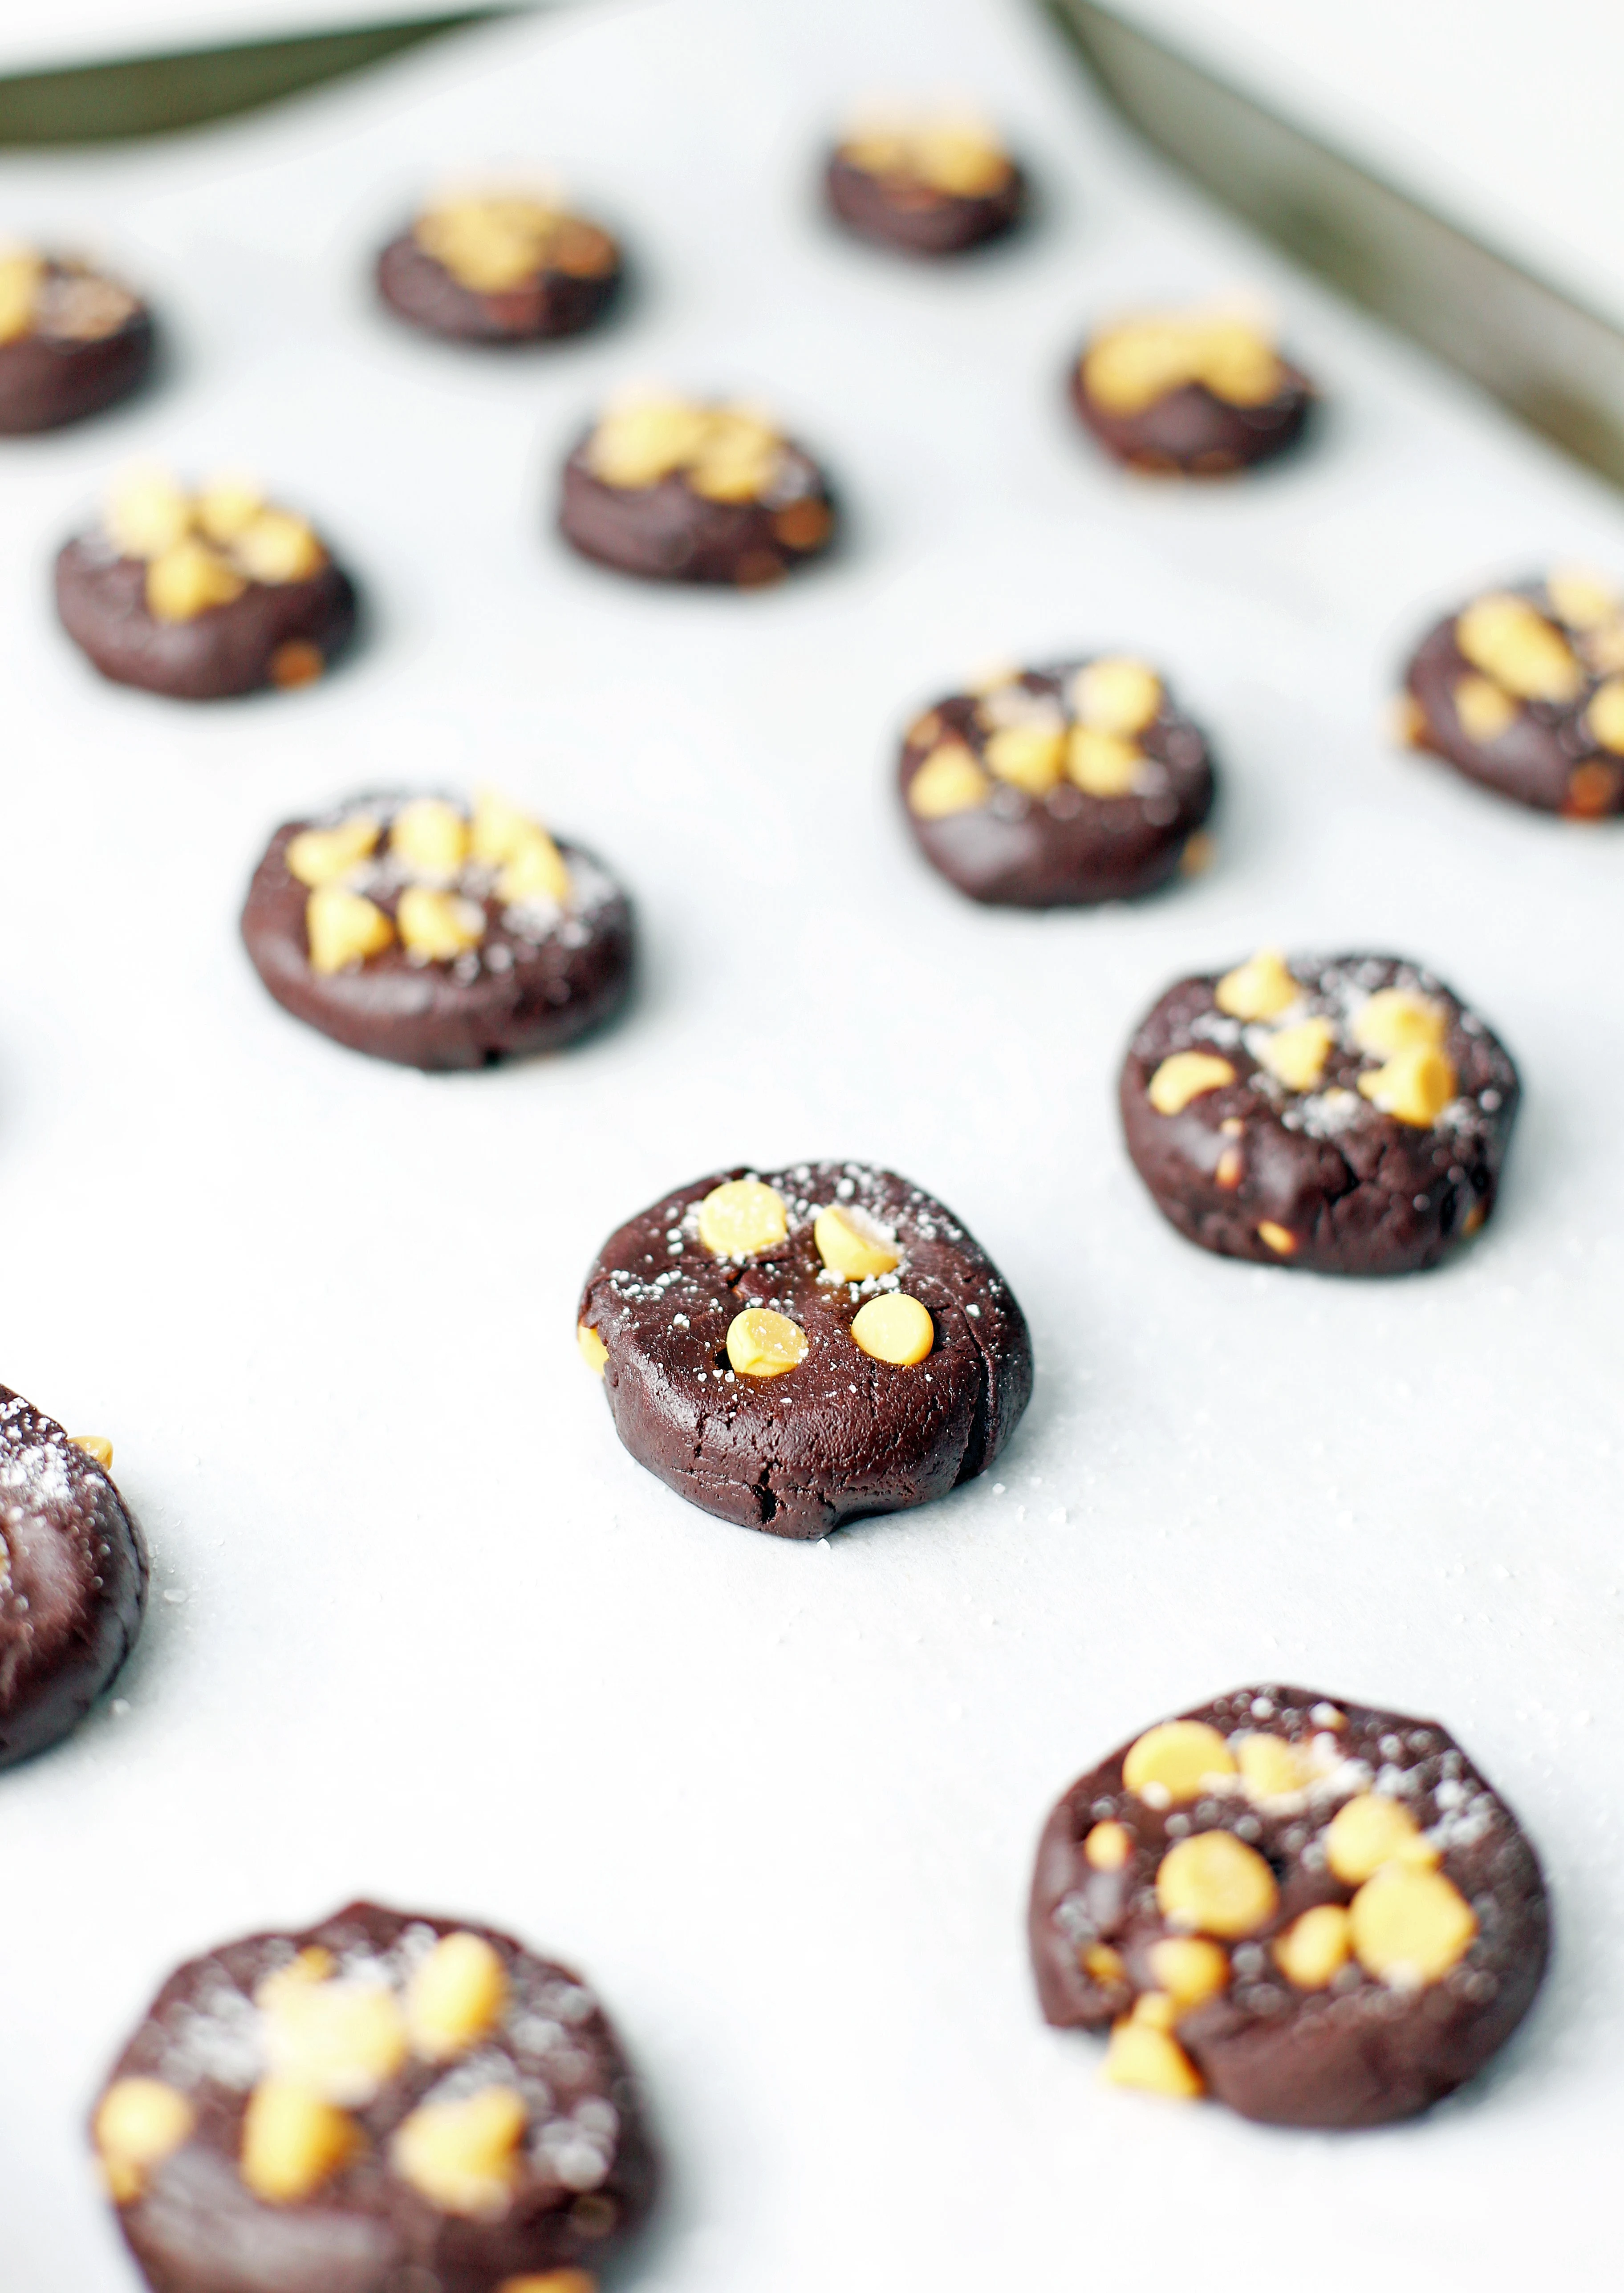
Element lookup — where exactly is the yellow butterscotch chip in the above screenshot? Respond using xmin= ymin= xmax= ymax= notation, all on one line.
xmin=1453 ymin=674 xmax=1518 ymax=743
xmin=146 ymin=539 xmax=247 ymax=623
xmin=1156 ymin=1830 xmax=1279 ymax=1938
xmin=910 ymin=121 xmax=1011 ymax=197
xmin=1066 ymin=726 xmax=1141 ymax=797
xmin=417 ymin=196 xmax=558 ymax=293
xmin=1147 ymin=1936 xmax=1229 ymax=2010
xmin=240 ymin=2079 xmax=358 ymax=2202
xmin=1084 ymin=314 xmax=1281 ymax=416
xmin=1357 ymin=1044 xmax=1457 ymax=1127
xmin=1257 ymin=1221 xmax=1296 ymax=1255
xmin=1130 ymin=1992 xmax=1178 ymax=2032
xmin=1274 ymin=1903 xmax=1352 ymax=1990
xmin=1123 ymin=1721 xmax=1237 ymax=1805
xmin=306 ymin=886 xmax=395 ymax=974
xmin=577 ymin=1321 xmax=609 ymax=1374
xmin=1147 ymin=1052 xmax=1235 ymax=1116
xmin=1325 ymin=1793 xmax=1438 ymax=1886
xmin=391 ymin=2085 xmax=526 ymax=2216
xmin=0 ymin=248 xmax=41 ymax=342
xmin=496 ymin=830 xmax=572 ymax=909
xmin=697 ymin=1178 xmax=788 ymax=1259
xmin=1585 ymin=677 xmax=1624 ymax=753
xmin=288 ymin=814 xmax=381 ymax=889
xmin=94 ymin=2078 xmax=195 ymax=2203
xmin=1073 ymin=657 xmax=1161 ymax=735
xmin=1235 ymin=1733 xmax=1313 ymax=1802
xmin=260 ymin=1970 xmax=409 ymax=2106
xmin=1102 ymin=2017 xmax=1204 ymax=2099
xmin=196 ymin=474 xmax=264 ymax=544
xmin=1455 ymin=593 xmax=1582 ymax=702
xmin=1349 ymin=1865 xmax=1476 ymax=1986
xmin=553 ymin=220 xmax=616 ymax=280
xmin=587 ymin=397 xmax=713 ymax=489
xmin=813 ymin=1203 xmax=899 ymax=1282
xmin=908 ymin=742 xmax=991 ymax=819
xmin=1215 ymin=948 xmax=1298 ymax=1021
xmin=849 ymin=1292 xmax=934 ymax=1366
xmin=397 ymin=887 xmax=486 ymax=962
xmin=391 ymin=798 xmax=470 ymax=878
xmin=232 ymin=510 xmax=325 ymax=586
xmin=686 ymin=412 xmax=782 ymax=504
xmin=1083 ymin=1820 xmax=1133 ymax=1871
xmin=726 ymin=1307 xmax=808 ymax=1378
xmin=1084 ymin=1944 xmax=1126 ymax=1984
xmin=406 ymin=1932 xmax=509 ymax=2061
xmin=1352 ymin=989 xmax=1447 ymax=1058
xmin=471 ymin=787 xmax=541 ymax=867
xmin=72 ymin=1433 xmax=114 ymax=1469
xmin=1547 ymin=566 xmax=1620 ymax=629
xmin=106 ymin=467 xmax=193 ymax=559
xmin=984 ymin=722 xmax=1065 ymax=794
xmin=1256 ymin=1016 xmax=1334 ymax=1094
xmin=499 ymin=2273 xmax=597 ymax=2293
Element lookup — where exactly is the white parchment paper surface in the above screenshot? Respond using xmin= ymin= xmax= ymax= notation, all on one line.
xmin=0 ymin=2 xmax=1620 ymax=2285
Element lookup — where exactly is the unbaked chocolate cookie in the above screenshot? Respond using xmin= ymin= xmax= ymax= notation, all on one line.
xmin=899 ymin=655 xmax=1215 ymax=905
xmin=824 ymin=112 xmax=1026 ymax=256
xmin=1030 ymin=1685 xmax=1549 ymax=2127
xmin=1399 ymin=570 xmax=1624 ymax=816
xmin=558 ymin=394 xmax=836 ymax=585
xmin=0 ymin=1389 xmax=145 ymax=1768
xmin=578 ymin=1161 xmax=1032 ymax=1537
xmin=377 ymin=188 xmax=622 ymax=345
xmin=1120 ymin=950 xmax=1518 ymax=1275
xmin=1071 ymin=308 xmax=1314 ymax=476
xmin=56 ymin=467 xmax=356 ymax=700
xmin=0 ymin=245 xmax=154 ymax=432
xmin=92 ymin=1899 xmax=657 ymax=2293
xmin=242 ymin=788 xmax=633 ymax=1071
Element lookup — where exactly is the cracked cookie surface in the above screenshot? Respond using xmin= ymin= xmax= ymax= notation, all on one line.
xmin=578 ymin=1161 xmax=1032 ymax=1537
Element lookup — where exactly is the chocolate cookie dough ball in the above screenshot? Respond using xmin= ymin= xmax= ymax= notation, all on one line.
xmin=377 ymin=187 xmax=622 ymax=345
xmin=1030 ymin=1687 xmax=1550 ymax=2128
xmin=1071 ymin=307 xmax=1314 ymax=476
xmin=1120 ymin=950 xmax=1518 ymax=1275
xmin=558 ymin=393 xmax=836 ymax=585
xmin=824 ymin=111 xmax=1026 ymax=256
xmin=55 ymin=466 xmax=357 ymax=700
xmin=579 ymin=1161 xmax=1032 ymax=1537
xmin=899 ymin=655 xmax=1215 ymax=905
xmin=1399 ymin=569 xmax=1624 ymax=816
xmin=0 ymin=1389 xmax=146 ymax=1767
xmin=0 ymin=244 xmax=154 ymax=432
xmin=242 ymin=788 xmax=633 ymax=1071
xmin=92 ymin=1900 xmax=657 ymax=2293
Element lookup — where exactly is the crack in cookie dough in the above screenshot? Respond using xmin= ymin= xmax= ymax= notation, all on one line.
xmin=1120 ymin=950 xmax=1518 ymax=1274
xmin=578 ymin=1161 xmax=1032 ymax=1536
xmin=1029 ymin=1686 xmax=1549 ymax=2127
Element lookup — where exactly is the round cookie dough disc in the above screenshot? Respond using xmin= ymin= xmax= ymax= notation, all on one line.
xmin=242 ymin=800 xmax=634 ymax=1071
xmin=1070 ymin=317 xmax=1314 ymax=477
xmin=824 ymin=147 xmax=1026 ymax=256
xmin=376 ymin=223 xmax=622 ymax=345
xmin=0 ymin=1385 xmax=146 ymax=1767
xmin=55 ymin=536 xmax=356 ymax=702
xmin=557 ymin=421 xmax=836 ymax=587
xmin=578 ymin=1160 xmax=1033 ymax=1537
xmin=0 ymin=263 xmax=154 ymax=434
xmin=898 ymin=657 xmax=1215 ymax=906
xmin=94 ymin=1900 xmax=658 ymax=2293
xmin=1119 ymin=951 xmax=1518 ymax=1274
xmin=1402 ymin=574 xmax=1624 ymax=816
xmin=1030 ymin=1685 xmax=1550 ymax=2128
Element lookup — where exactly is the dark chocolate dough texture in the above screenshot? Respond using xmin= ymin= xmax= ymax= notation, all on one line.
xmin=1030 ymin=1686 xmax=1549 ymax=2128
xmin=578 ymin=1160 xmax=1032 ymax=1537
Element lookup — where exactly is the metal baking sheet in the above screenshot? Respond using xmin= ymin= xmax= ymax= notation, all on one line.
xmin=0 ymin=0 xmax=1619 ymax=2285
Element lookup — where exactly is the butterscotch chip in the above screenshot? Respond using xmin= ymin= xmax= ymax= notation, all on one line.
xmin=577 ymin=1321 xmax=609 ymax=1374
xmin=71 ymin=1433 xmax=114 ymax=1469
xmin=499 ymin=2276 xmax=598 ymax=2293
xmin=1146 ymin=1936 xmax=1228 ymax=2009
xmin=391 ymin=797 xmax=471 ymax=878
xmin=1256 ymin=1220 xmax=1296 ymax=1255
xmin=196 ymin=474 xmax=264 ymax=544
xmin=1351 ymin=989 xmax=1446 ymax=1058
xmin=287 ymin=813 xmax=381 ymax=889
xmin=1215 ymin=948 xmax=1297 ymax=1021
xmin=471 ymin=786 xmax=543 ymax=866
xmin=1356 ymin=1043 xmax=1457 ymax=1127
xmin=406 ymin=1931 xmax=509 ymax=2060
xmin=1453 ymin=673 xmax=1518 ymax=743
xmin=1274 ymin=1903 xmax=1352 ymax=1990
xmin=1083 ymin=1820 xmax=1133 ymax=1871
xmin=726 ymin=1307 xmax=808 ymax=1378
xmin=105 ymin=468 xmax=192 ymax=559
xmin=698 ymin=1178 xmax=788 ymax=1259
xmin=907 ymin=741 xmax=991 ymax=819
xmin=1234 ymin=1732 xmax=1313 ymax=1801
xmin=1455 ymin=593 xmax=1581 ymax=702
xmin=269 ymin=641 xmax=326 ymax=689
xmin=1147 ymin=1051 xmax=1235 ymax=1115
xmin=305 ymin=886 xmax=395 ymax=974
xmin=1350 ymin=1865 xmax=1476 ymax=1985
xmin=232 ymin=510 xmax=325 ymax=586
xmin=1065 ymin=725 xmax=1141 ymax=797
xmin=0 ymin=249 xmax=41 ymax=342
xmin=1122 ymin=1720 xmax=1236 ymax=1804
xmin=396 ymin=887 xmax=486 ymax=962
xmin=1102 ymin=2017 xmax=1203 ymax=2098
xmin=985 ymin=722 xmax=1065 ymax=793
xmin=240 ymin=2079 xmax=358 ymax=2202
xmin=94 ymin=2078 xmax=194 ymax=2203
xmin=1157 ymin=1831 xmax=1278 ymax=1938
xmin=773 ymin=499 xmax=833 ymax=551
xmin=146 ymin=539 xmax=246 ymax=623
xmin=259 ymin=1967 xmax=408 ymax=2105
xmin=1565 ymin=758 xmax=1624 ymax=816
xmin=813 ymin=1203 xmax=899 ymax=1281
xmin=849 ymin=1292 xmax=934 ymax=1365
xmin=391 ymin=2085 xmax=527 ymax=2216
xmin=585 ymin=397 xmax=716 ymax=489
xmin=1072 ymin=656 xmax=1161 ymax=735
xmin=1585 ymin=676 xmax=1624 ymax=752
xmin=1547 ymin=566 xmax=1619 ymax=627
xmin=417 ymin=196 xmax=559 ymax=293
xmin=1324 ymin=1793 xmax=1438 ymax=1885
xmin=1084 ymin=1944 xmax=1126 ymax=1983
xmin=497 ymin=830 xmax=572 ymax=909
xmin=1255 ymin=1016 xmax=1334 ymax=1092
